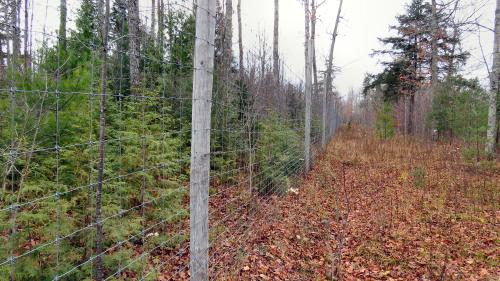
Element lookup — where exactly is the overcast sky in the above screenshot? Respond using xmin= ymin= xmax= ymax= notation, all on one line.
xmin=34 ymin=0 xmax=496 ymax=97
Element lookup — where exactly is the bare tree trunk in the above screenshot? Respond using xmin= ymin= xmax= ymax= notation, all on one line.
xmin=430 ymin=0 xmax=438 ymax=91
xmin=151 ymin=0 xmax=155 ymax=35
xmin=128 ymin=0 xmax=140 ymax=94
xmin=158 ymin=0 xmax=164 ymax=56
xmin=324 ymin=0 xmax=343 ymax=147
xmin=311 ymin=0 xmax=318 ymax=96
xmin=95 ymin=0 xmax=110 ymax=279
xmin=10 ymin=0 xmax=20 ymax=72
xmin=304 ymin=0 xmax=312 ymax=172
xmin=273 ymin=0 xmax=279 ymax=84
xmin=486 ymin=0 xmax=500 ymax=154
xmin=237 ymin=0 xmax=243 ymax=80
xmin=223 ymin=0 xmax=233 ymax=72
xmin=23 ymin=0 xmax=29 ymax=71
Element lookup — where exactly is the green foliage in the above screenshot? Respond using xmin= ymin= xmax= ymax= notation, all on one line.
xmin=376 ymin=102 xmax=395 ymax=139
xmin=411 ymin=166 xmax=426 ymax=188
xmin=429 ymin=77 xmax=489 ymax=160
xmin=255 ymin=115 xmax=302 ymax=195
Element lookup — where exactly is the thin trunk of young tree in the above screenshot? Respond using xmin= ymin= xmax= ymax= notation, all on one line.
xmin=304 ymin=0 xmax=312 ymax=172
xmin=151 ymin=0 xmax=155 ymax=35
xmin=311 ymin=0 xmax=318 ymax=96
xmin=23 ymin=0 xmax=29 ymax=71
xmin=10 ymin=0 xmax=20 ymax=72
xmin=273 ymin=0 xmax=279 ymax=85
xmin=324 ymin=0 xmax=343 ymax=147
xmin=223 ymin=0 xmax=233 ymax=73
xmin=237 ymin=0 xmax=243 ymax=80
xmin=158 ymin=0 xmax=164 ymax=56
xmin=95 ymin=0 xmax=110 ymax=279
xmin=128 ymin=0 xmax=140 ymax=94
xmin=486 ymin=0 xmax=500 ymax=154
xmin=58 ymin=0 xmax=66 ymax=79
xmin=430 ymin=0 xmax=438 ymax=92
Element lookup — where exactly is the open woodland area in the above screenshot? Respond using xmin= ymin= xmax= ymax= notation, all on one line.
xmin=0 ymin=0 xmax=499 ymax=280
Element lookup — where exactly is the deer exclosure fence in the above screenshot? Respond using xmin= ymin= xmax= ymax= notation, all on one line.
xmin=0 ymin=0 xmax=340 ymax=280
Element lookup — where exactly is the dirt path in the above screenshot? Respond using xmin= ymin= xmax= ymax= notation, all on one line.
xmin=214 ymin=128 xmax=499 ymax=281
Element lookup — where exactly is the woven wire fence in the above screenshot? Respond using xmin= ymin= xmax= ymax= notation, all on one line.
xmin=0 ymin=0 xmax=340 ymax=280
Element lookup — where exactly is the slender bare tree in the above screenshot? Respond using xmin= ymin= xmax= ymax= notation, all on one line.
xmin=430 ymin=0 xmax=438 ymax=92
xmin=486 ymin=0 xmax=500 ymax=154
xmin=223 ymin=0 xmax=233 ymax=72
xmin=151 ymin=0 xmax=155 ymax=35
xmin=237 ymin=0 xmax=243 ymax=80
xmin=323 ymin=0 xmax=343 ymax=146
xmin=273 ymin=0 xmax=279 ymax=84
xmin=23 ymin=0 xmax=29 ymax=71
xmin=128 ymin=0 xmax=140 ymax=94
xmin=311 ymin=0 xmax=318 ymax=97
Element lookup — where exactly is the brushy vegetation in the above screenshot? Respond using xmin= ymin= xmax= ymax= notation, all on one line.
xmin=214 ymin=126 xmax=499 ymax=280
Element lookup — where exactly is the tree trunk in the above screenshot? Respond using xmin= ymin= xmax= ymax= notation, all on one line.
xmin=486 ymin=0 xmax=500 ymax=154
xmin=58 ymin=0 xmax=67 ymax=79
xmin=237 ymin=0 xmax=243 ymax=80
xmin=304 ymin=0 xmax=312 ymax=172
xmin=95 ymin=0 xmax=110 ymax=279
xmin=324 ymin=0 xmax=343 ymax=146
xmin=223 ymin=0 xmax=233 ymax=72
xmin=430 ymin=0 xmax=438 ymax=91
xmin=10 ymin=0 xmax=20 ymax=72
xmin=128 ymin=0 xmax=140 ymax=94
xmin=151 ymin=0 xmax=155 ymax=35
xmin=273 ymin=0 xmax=279 ymax=84
xmin=311 ymin=0 xmax=318 ymax=97
xmin=23 ymin=0 xmax=29 ymax=71
xmin=158 ymin=0 xmax=164 ymax=57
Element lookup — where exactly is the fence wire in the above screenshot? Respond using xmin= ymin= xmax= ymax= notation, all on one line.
xmin=0 ymin=0 xmax=340 ymax=280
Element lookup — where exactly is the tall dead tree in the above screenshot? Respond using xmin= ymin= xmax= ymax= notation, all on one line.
xmin=158 ymin=0 xmax=164 ymax=56
xmin=128 ymin=0 xmax=140 ymax=94
xmin=273 ymin=0 xmax=279 ymax=84
xmin=323 ymin=0 xmax=343 ymax=147
xmin=486 ymin=0 xmax=500 ymax=154
xmin=95 ymin=0 xmax=110 ymax=279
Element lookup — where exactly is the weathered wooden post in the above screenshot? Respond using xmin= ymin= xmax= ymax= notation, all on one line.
xmin=190 ymin=0 xmax=216 ymax=280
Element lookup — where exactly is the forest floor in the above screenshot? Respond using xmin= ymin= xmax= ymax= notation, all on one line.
xmin=207 ymin=127 xmax=499 ymax=281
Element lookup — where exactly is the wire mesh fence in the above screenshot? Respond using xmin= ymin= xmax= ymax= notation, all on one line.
xmin=0 ymin=0 xmax=341 ymax=280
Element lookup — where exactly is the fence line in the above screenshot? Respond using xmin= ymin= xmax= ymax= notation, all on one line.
xmin=0 ymin=0 xmax=341 ymax=280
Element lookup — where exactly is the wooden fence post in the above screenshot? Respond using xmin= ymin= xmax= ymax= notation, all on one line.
xmin=190 ymin=0 xmax=216 ymax=280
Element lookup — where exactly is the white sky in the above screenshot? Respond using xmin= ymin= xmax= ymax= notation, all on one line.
xmin=32 ymin=0 xmax=496 ymax=97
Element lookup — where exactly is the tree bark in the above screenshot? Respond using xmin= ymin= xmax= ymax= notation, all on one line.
xmin=223 ymin=0 xmax=233 ymax=72
xmin=304 ymin=0 xmax=312 ymax=172
xmin=486 ymin=0 xmax=500 ymax=154
xmin=324 ymin=0 xmax=343 ymax=146
xmin=151 ymin=0 xmax=155 ymax=36
xmin=23 ymin=0 xmax=29 ymax=71
xmin=10 ymin=0 xmax=20 ymax=72
xmin=273 ymin=0 xmax=279 ymax=84
xmin=237 ymin=0 xmax=243 ymax=80
xmin=430 ymin=0 xmax=438 ymax=91
xmin=128 ymin=0 xmax=140 ymax=94
xmin=311 ymin=0 xmax=318 ymax=97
